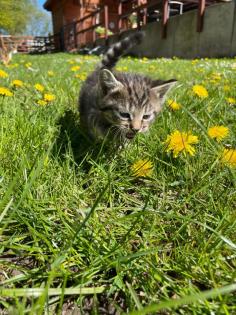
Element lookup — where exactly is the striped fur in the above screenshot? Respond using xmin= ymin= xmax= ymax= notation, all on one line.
xmin=79 ymin=32 xmax=177 ymax=142
xmin=100 ymin=32 xmax=144 ymax=70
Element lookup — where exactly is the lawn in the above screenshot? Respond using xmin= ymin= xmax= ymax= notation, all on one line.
xmin=0 ymin=53 xmax=236 ymax=314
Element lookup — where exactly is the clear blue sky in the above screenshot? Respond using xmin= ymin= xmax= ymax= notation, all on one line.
xmin=37 ymin=0 xmax=46 ymax=9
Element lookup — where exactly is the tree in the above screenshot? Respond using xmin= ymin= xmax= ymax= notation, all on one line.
xmin=26 ymin=9 xmax=52 ymax=36
xmin=0 ymin=0 xmax=51 ymax=35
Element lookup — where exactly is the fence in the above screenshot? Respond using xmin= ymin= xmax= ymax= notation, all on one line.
xmin=0 ymin=1 xmax=216 ymax=54
xmin=56 ymin=5 xmax=109 ymax=52
xmin=0 ymin=35 xmax=58 ymax=54
xmin=56 ymin=0 xmax=210 ymax=50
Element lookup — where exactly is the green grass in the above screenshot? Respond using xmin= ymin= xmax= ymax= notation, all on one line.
xmin=0 ymin=53 xmax=236 ymax=314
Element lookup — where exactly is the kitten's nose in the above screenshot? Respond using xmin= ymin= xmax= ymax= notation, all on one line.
xmin=131 ymin=121 xmax=141 ymax=132
xmin=131 ymin=127 xmax=140 ymax=133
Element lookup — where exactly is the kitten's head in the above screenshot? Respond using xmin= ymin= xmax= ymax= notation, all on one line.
xmin=98 ymin=69 xmax=176 ymax=140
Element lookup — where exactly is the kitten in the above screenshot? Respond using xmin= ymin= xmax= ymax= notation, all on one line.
xmin=79 ymin=32 xmax=176 ymax=142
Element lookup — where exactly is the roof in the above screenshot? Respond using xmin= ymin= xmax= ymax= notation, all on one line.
xmin=43 ymin=0 xmax=52 ymax=11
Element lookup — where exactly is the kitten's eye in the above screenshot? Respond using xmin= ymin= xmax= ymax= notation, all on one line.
xmin=143 ymin=114 xmax=151 ymax=120
xmin=119 ymin=112 xmax=130 ymax=119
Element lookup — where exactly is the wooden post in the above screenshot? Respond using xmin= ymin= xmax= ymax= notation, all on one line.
xmin=73 ymin=22 xmax=77 ymax=49
xmin=143 ymin=7 xmax=147 ymax=26
xmin=92 ymin=14 xmax=96 ymax=45
xmin=104 ymin=5 xmax=109 ymax=40
xmin=137 ymin=0 xmax=141 ymax=29
xmin=162 ymin=0 xmax=168 ymax=38
xmin=118 ymin=1 xmax=122 ymax=32
xmin=60 ymin=27 xmax=65 ymax=51
xmin=197 ymin=0 xmax=206 ymax=32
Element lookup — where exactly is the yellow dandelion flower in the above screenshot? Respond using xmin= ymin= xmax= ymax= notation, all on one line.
xmin=223 ymin=85 xmax=230 ymax=92
xmin=34 ymin=83 xmax=45 ymax=92
xmin=226 ymin=97 xmax=236 ymax=105
xmin=0 ymin=86 xmax=13 ymax=96
xmin=221 ymin=149 xmax=236 ymax=168
xmin=47 ymin=71 xmax=54 ymax=76
xmin=25 ymin=62 xmax=32 ymax=68
xmin=75 ymin=73 xmax=86 ymax=81
xmin=0 ymin=69 xmax=8 ymax=78
xmin=191 ymin=59 xmax=199 ymax=65
xmin=71 ymin=65 xmax=80 ymax=72
xmin=208 ymin=126 xmax=229 ymax=142
xmin=131 ymin=159 xmax=153 ymax=177
xmin=192 ymin=85 xmax=208 ymax=98
xmin=149 ymin=65 xmax=156 ymax=71
xmin=167 ymin=99 xmax=181 ymax=110
xmin=43 ymin=93 xmax=56 ymax=102
xmin=37 ymin=99 xmax=47 ymax=106
xmin=165 ymin=130 xmax=199 ymax=158
xmin=11 ymin=79 xmax=24 ymax=87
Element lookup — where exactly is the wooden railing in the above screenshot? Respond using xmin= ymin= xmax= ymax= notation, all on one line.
xmin=117 ymin=0 xmax=209 ymax=39
xmin=59 ymin=5 xmax=109 ymax=51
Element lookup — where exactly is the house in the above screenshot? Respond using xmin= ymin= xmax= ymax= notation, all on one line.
xmin=43 ymin=0 xmax=140 ymax=50
xmin=44 ymin=0 xmax=236 ymax=58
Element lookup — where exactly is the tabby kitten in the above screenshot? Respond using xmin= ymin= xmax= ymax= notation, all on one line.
xmin=79 ymin=32 xmax=176 ymax=142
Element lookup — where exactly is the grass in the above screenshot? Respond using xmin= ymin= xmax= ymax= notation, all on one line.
xmin=0 ymin=53 xmax=236 ymax=314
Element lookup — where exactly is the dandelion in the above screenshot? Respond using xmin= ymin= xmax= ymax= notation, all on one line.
xmin=37 ymin=99 xmax=47 ymax=106
xmin=116 ymin=66 xmax=128 ymax=71
xmin=223 ymin=85 xmax=230 ymax=92
xmin=75 ymin=73 xmax=86 ymax=81
xmin=221 ymin=149 xmax=236 ymax=168
xmin=149 ymin=65 xmax=156 ymax=71
xmin=11 ymin=79 xmax=24 ymax=88
xmin=0 ymin=86 xmax=13 ymax=96
xmin=71 ymin=65 xmax=80 ymax=72
xmin=192 ymin=85 xmax=208 ymax=98
xmin=47 ymin=71 xmax=54 ymax=76
xmin=167 ymin=99 xmax=181 ymax=110
xmin=165 ymin=130 xmax=199 ymax=157
xmin=34 ymin=83 xmax=45 ymax=92
xmin=43 ymin=93 xmax=55 ymax=102
xmin=0 ymin=69 xmax=8 ymax=78
xmin=191 ymin=59 xmax=199 ymax=65
xmin=208 ymin=126 xmax=229 ymax=142
xmin=131 ymin=159 xmax=153 ymax=177
xmin=25 ymin=62 xmax=32 ymax=68
xmin=226 ymin=97 xmax=236 ymax=105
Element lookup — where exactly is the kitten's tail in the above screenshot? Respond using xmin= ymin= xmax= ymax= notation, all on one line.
xmin=99 ymin=31 xmax=144 ymax=70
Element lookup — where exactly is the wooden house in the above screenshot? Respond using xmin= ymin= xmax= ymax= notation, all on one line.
xmin=44 ymin=0 xmax=223 ymax=52
xmin=43 ymin=0 xmax=139 ymax=50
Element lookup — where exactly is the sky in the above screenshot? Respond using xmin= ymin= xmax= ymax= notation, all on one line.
xmin=37 ymin=0 xmax=46 ymax=10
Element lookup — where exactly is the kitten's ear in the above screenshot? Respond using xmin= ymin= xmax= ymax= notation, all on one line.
xmin=99 ymin=69 xmax=123 ymax=94
xmin=151 ymin=79 xmax=177 ymax=103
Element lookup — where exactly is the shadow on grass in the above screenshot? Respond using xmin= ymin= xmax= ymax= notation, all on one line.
xmin=53 ymin=109 xmax=115 ymax=169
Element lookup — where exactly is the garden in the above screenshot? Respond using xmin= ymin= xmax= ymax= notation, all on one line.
xmin=0 ymin=53 xmax=236 ymax=313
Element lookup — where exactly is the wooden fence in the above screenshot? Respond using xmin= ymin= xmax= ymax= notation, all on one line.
xmin=55 ymin=5 xmax=109 ymax=52
xmin=0 ymin=35 xmax=58 ymax=54
xmin=56 ymin=0 xmax=212 ymax=50
xmin=0 ymin=1 xmax=217 ymax=53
